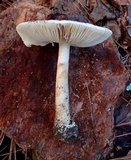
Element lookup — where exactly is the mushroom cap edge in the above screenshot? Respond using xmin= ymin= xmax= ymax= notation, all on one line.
xmin=16 ymin=20 xmax=112 ymax=47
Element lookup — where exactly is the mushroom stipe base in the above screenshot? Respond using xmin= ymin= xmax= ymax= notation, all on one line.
xmin=54 ymin=121 xmax=78 ymax=142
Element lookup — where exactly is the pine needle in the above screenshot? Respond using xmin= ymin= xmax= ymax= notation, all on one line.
xmin=0 ymin=131 xmax=5 ymax=146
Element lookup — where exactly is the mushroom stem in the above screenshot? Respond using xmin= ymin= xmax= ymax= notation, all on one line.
xmin=54 ymin=42 xmax=78 ymax=141
xmin=55 ymin=43 xmax=70 ymax=124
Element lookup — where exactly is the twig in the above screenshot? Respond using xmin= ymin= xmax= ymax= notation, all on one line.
xmin=0 ymin=145 xmax=9 ymax=153
xmin=115 ymin=121 xmax=131 ymax=127
xmin=24 ymin=149 xmax=27 ymax=160
xmin=0 ymin=131 xmax=5 ymax=146
xmin=8 ymin=138 xmax=14 ymax=160
xmin=126 ymin=99 xmax=131 ymax=107
xmin=13 ymin=143 xmax=16 ymax=160
xmin=73 ymin=2 xmax=83 ymax=13
xmin=121 ymin=96 xmax=129 ymax=103
xmin=115 ymin=110 xmax=131 ymax=127
xmin=0 ymin=149 xmax=22 ymax=157
xmin=113 ymin=39 xmax=129 ymax=55
xmin=76 ymin=0 xmax=91 ymax=14
xmin=73 ymin=0 xmax=95 ymax=24
xmin=2 ymin=155 xmax=8 ymax=160
xmin=115 ymin=132 xmax=131 ymax=138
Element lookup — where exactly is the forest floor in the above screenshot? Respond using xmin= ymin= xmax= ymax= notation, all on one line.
xmin=0 ymin=0 xmax=131 ymax=160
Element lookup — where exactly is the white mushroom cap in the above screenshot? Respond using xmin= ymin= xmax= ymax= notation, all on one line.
xmin=16 ymin=20 xmax=112 ymax=47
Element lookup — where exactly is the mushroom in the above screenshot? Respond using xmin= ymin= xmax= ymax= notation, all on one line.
xmin=16 ymin=20 xmax=112 ymax=141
